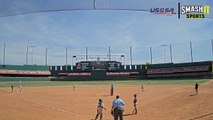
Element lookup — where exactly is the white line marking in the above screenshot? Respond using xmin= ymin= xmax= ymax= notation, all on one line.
xmin=16 ymin=94 xmax=83 ymax=118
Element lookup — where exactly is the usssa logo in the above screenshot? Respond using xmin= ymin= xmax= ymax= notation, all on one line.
xmin=150 ymin=8 xmax=176 ymax=15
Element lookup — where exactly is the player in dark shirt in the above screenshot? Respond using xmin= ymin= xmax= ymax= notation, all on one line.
xmin=11 ymin=84 xmax=14 ymax=93
xmin=132 ymin=94 xmax=138 ymax=115
xmin=195 ymin=82 xmax=199 ymax=95
xmin=110 ymin=83 xmax=114 ymax=96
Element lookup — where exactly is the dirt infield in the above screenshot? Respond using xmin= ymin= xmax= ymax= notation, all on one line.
xmin=0 ymin=81 xmax=213 ymax=120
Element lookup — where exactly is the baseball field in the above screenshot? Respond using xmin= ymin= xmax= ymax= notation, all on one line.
xmin=0 ymin=79 xmax=212 ymax=120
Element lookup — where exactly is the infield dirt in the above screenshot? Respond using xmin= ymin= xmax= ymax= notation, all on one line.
xmin=0 ymin=80 xmax=213 ymax=120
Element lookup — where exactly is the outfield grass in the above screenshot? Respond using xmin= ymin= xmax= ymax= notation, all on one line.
xmin=0 ymin=79 xmax=210 ymax=88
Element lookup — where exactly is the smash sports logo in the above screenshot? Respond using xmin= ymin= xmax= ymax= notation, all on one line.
xmin=180 ymin=5 xmax=210 ymax=18
xmin=150 ymin=8 xmax=176 ymax=16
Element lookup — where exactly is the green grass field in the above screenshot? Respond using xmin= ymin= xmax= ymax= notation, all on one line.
xmin=0 ymin=79 xmax=210 ymax=88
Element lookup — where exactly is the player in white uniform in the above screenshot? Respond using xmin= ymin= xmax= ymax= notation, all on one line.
xmin=141 ymin=84 xmax=145 ymax=92
xmin=19 ymin=80 xmax=23 ymax=92
xmin=95 ymin=99 xmax=106 ymax=120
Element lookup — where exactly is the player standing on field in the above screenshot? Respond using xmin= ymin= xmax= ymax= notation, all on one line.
xmin=132 ymin=94 xmax=138 ymax=115
xmin=95 ymin=99 xmax=106 ymax=120
xmin=11 ymin=84 xmax=14 ymax=93
xmin=19 ymin=80 xmax=23 ymax=92
xmin=195 ymin=82 xmax=199 ymax=95
xmin=141 ymin=84 xmax=145 ymax=92
xmin=110 ymin=83 xmax=114 ymax=96
xmin=73 ymin=82 xmax=76 ymax=91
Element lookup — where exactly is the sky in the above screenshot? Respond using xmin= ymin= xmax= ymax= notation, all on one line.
xmin=0 ymin=0 xmax=213 ymax=66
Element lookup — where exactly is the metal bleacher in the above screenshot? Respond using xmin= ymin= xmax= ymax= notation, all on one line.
xmin=0 ymin=65 xmax=51 ymax=78
xmin=0 ymin=65 xmax=49 ymax=71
